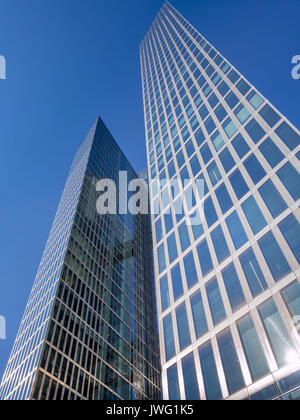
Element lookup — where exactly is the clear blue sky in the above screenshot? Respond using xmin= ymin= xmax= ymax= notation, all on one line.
xmin=0 ymin=0 xmax=299 ymax=379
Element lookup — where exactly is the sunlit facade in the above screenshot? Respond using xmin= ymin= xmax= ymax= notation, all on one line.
xmin=0 ymin=117 xmax=161 ymax=400
xmin=140 ymin=1 xmax=300 ymax=400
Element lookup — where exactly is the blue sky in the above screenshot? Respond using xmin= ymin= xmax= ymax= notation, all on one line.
xmin=0 ymin=0 xmax=299 ymax=379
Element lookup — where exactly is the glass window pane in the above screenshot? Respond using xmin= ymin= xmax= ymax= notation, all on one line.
xmin=197 ymin=239 xmax=214 ymax=277
xmin=223 ymin=118 xmax=237 ymax=139
xmin=163 ymin=314 xmax=175 ymax=361
xmin=278 ymin=214 xmax=300 ymax=263
xmin=216 ymin=183 xmax=233 ymax=214
xmin=234 ymin=104 xmax=251 ymax=124
xmin=199 ymin=341 xmax=222 ymax=400
xmin=244 ymin=154 xmax=266 ymax=184
xmin=247 ymin=91 xmax=264 ymax=110
xmin=167 ymin=364 xmax=181 ymax=400
xmin=200 ymin=143 xmax=213 ymax=164
xmin=167 ymin=233 xmax=178 ymax=264
xmin=239 ymin=248 xmax=268 ymax=297
xmin=222 ymin=263 xmax=246 ymax=311
xmin=245 ymin=119 xmax=265 ymax=144
xmin=232 ymin=133 xmax=250 ymax=159
xmin=207 ymin=161 xmax=222 ymax=186
xmin=217 ymin=328 xmax=245 ymax=395
xmin=258 ymin=299 xmax=296 ymax=367
xmin=155 ymin=218 xmax=163 ymax=243
xmin=241 ymin=196 xmax=267 ymax=235
xmin=204 ymin=196 xmax=218 ymax=227
xmin=277 ymin=162 xmax=300 ymax=201
xmin=157 ymin=244 xmax=166 ymax=273
xmin=281 ymin=281 xmax=300 ymax=324
xmin=211 ymin=225 xmax=230 ymax=263
xmin=160 ymin=275 xmax=170 ymax=312
xmin=226 ymin=211 xmax=248 ymax=250
xmin=206 ymin=277 xmax=226 ymax=326
xmin=259 ymin=179 xmax=287 ymax=218
xmin=176 ymin=303 xmax=191 ymax=351
xmin=171 ymin=264 xmax=184 ymax=301
xmin=258 ymin=231 xmax=291 ymax=281
xmin=237 ymin=315 xmax=270 ymax=381
xmin=259 ymin=104 xmax=281 ymax=128
xmin=164 ymin=213 xmax=173 ymax=234
xmin=182 ymin=353 xmax=200 ymax=400
xmin=259 ymin=137 xmax=284 ymax=169
xmin=229 ymin=169 xmax=249 ymax=199
xmin=219 ymin=148 xmax=235 ymax=173
xmin=190 ymin=291 xmax=208 ymax=339
xmin=211 ymin=130 xmax=225 ymax=152
xmin=178 ymin=222 xmax=191 ymax=252
xmin=275 ymin=122 xmax=300 ymax=151
xmin=184 ymin=252 xmax=198 ymax=289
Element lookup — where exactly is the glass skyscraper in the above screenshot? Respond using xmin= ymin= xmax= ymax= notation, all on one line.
xmin=140 ymin=1 xmax=300 ymax=400
xmin=0 ymin=117 xmax=160 ymax=400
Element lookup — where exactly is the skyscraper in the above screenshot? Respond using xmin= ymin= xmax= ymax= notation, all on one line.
xmin=0 ymin=117 xmax=161 ymax=400
xmin=140 ymin=1 xmax=300 ymax=400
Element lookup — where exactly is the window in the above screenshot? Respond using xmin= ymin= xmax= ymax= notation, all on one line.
xmin=176 ymin=303 xmax=191 ymax=350
xmin=259 ymin=179 xmax=287 ymax=218
xmin=217 ymin=80 xmax=230 ymax=96
xmin=232 ymin=133 xmax=250 ymax=158
xmin=234 ymin=104 xmax=251 ymax=124
xmin=215 ymin=104 xmax=227 ymax=122
xmin=281 ymin=282 xmax=300 ymax=323
xmin=245 ymin=119 xmax=265 ymax=144
xmin=171 ymin=264 xmax=184 ymax=301
xmin=247 ymin=91 xmax=264 ymax=110
xmin=204 ymin=196 xmax=218 ymax=227
xmin=244 ymin=154 xmax=266 ymax=184
xmin=207 ymin=161 xmax=222 ymax=186
xmin=163 ymin=314 xmax=175 ymax=361
xmin=155 ymin=218 xmax=163 ymax=243
xmin=211 ymin=225 xmax=230 ymax=263
xmin=208 ymin=92 xmax=218 ymax=108
xmin=190 ymin=291 xmax=208 ymax=339
xmin=223 ymin=118 xmax=237 ymax=139
xmin=206 ymin=277 xmax=226 ymax=326
xmin=200 ymin=143 xmax=213 ymax=164
xmin=184 ymin=252 xmax=198 ymax=289
xmin=164 ymin=212 xmax=173 ymax=234
xmin=160 ymin=275 xmax=170 ymax=312
xmin=167 ymin=364 xmax=180 ymax=400
xmin=259 ymin=104 xmax=281 ymax=128
xmin=241 ymin=196 xmax=267 ymax=234
xmin=219 ymin=148 xmax=235 ymax=173
xmin=225 ymin=91 xmax=239 ymax=109
xmin=258 ymin=231 xmax=291 ymax=281
xmin=222 ymin=263 xmax=246 ymax=311
xmin=259 ymin=137 xmax=284 ymax=168
xmin=278 ymin=214 xmax=300 ymax=263
xmin=167 ymin=233 xmax=178 ymax=264
xmin=216 ymin=183 xmax=233 ymax=214
xmin=185 ymin=140 xmax=195 ymax=157
xmin=237 ymin=315 xmax=269 ymax=381
xmin=258 ymin=299 xmax=296 ymax=367
xmin=191 ymin=209 xmax=204 ymax=240
xmin=229 ymin=169 xmax=249 ymax=199
xmin=197 ymin=239 xmax=213 ymax=277
xmin=226 ymin=211 xmax=248 ymax=250
xmin=194 ymin=127 xmax=205 ymax=146
xmin=277 ymin=162 xmax=300 ymax=201
xmin=236 ymin=79 xmax=251 ymax=95
xmin=211 ymin=130 xmax=225 ymax=152
xmin=239 ymin=247 xmax=268 ymax=297
xmin=228 ymin=69 xmax=239 ymax=83
xmin=205 ymin=116 xmax=216 ymax=134
xmin=217 ymin=328 xmax=245 ymax=395
xmin=178 ymin=222 xmax=191 ymax=252
xmin=198 ymin=342 xmax=222 ymax=400
xmin=157 ymin=244 xmax=166 ymax=273
xmin=182 ymin=353 xmax=200 ymax=400
xmin=190 ymin=155 xmax=201 ymax=176
xmin=275 ymin=122 xmax=300 ymax=151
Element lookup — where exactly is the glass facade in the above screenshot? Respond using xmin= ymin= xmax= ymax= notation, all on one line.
xmin=0 ymin=118 xmax=161 ymax=400
xmin=141 ymin=1 xmax=300 ymax=400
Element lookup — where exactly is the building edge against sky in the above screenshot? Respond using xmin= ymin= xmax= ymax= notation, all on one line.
xmin=0 ymin=117 xmax=161 ymax=400
xmin=140 ymin=1 xmax=300 ymax=400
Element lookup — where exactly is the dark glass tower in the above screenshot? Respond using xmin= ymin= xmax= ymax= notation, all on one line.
xmin=140 ymin=1 xmax=300 ymax=400
xmin=0 ymin=117 xmax=161 ymax=400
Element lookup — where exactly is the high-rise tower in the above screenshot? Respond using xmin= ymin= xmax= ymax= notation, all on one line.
xmin=140 ymin=1 xmax=300 ymax=400
xmin=0 ymin=117 xmax=161 ymax=400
